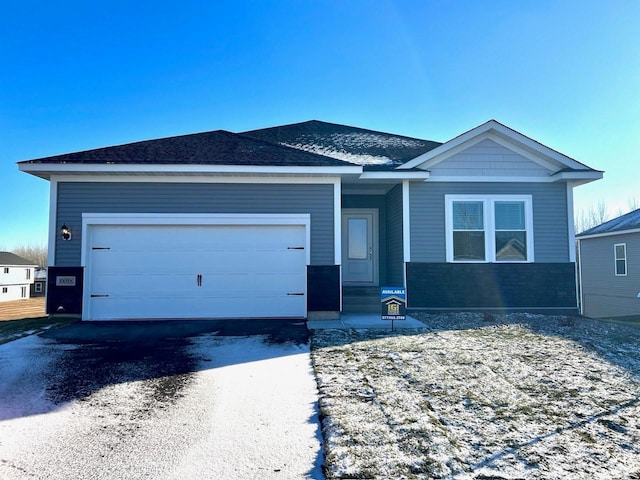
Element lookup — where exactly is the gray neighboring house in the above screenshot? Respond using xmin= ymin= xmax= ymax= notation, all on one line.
xmin=577 ymin=209 xmax=640 ymax=319
xmin=18 ymin=119 xmax=602 ymax=321
xmin=0 ymin=252 xmax=36 ymax=302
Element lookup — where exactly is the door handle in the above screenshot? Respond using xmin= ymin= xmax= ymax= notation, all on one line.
xmin=197 ymin=274 xmax=202 ymax=286
xmin=369 ymin=247 xmax=373 ymax=258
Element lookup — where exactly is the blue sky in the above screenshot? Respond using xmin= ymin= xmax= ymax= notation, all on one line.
xmin=1 ymin=1 xmax=638 ymax=250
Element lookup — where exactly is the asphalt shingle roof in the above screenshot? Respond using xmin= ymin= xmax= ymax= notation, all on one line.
xmin=577 ymin=208 xmax=640 ymax=236
xmin=0 ymin=252 xmax=36 ymax=266
xmin=19 ymin=129 xmax=351 ymax=167
xmin=243 ymin=120 xmax=441 ymax=168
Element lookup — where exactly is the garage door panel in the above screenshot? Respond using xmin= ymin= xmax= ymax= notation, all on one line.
xmin=87 ymin=222 xmax=307 ymax=320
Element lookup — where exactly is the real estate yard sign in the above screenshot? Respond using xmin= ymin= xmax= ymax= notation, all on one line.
xmin=381 ymin=287 xmax=406 ymax=330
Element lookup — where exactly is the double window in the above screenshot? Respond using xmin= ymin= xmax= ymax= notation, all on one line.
xmin=614 ymin=243 xmax=627 ymax=276
xmin=446 ymin=195 xmax=533 ymax=262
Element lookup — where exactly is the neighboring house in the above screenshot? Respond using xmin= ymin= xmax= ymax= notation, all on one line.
xmin=31 ymin=267 xmax=47 ymax=297
xmin=0 ymin=252 xmax=36 ymax=302
xmin=18 ymin=120 xmax=602 ymax=321
xmin=576 ymin=209 xmax=640 ymax=319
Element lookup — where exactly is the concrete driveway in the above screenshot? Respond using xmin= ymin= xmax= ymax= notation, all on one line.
xmin=0 ymin=320 xmax=324 ymax=479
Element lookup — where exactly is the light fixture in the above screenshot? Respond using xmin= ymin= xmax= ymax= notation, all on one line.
xmin=61 ymin=224 xmax=72 ymax=241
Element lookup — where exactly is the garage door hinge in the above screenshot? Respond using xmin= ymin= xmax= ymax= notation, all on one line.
xmin=287 ymin=246 xmax=305 ymax=250
xmin=287 ymin=292 xmax=305 ymax=296
xmin=92 ymin=247 xmax=111 ymax=250
xmin=90 ymin=294 xmax=109 ymax=298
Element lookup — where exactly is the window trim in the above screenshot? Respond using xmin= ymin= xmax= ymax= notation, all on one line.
xmin=614 ymin=243 xmax=627 ymax=276
xmin=445 ymin=194 xmax=534 ymax=263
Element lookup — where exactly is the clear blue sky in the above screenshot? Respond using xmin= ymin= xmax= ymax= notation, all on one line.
xmin=1 ymin=1 xmax=638 ymax=250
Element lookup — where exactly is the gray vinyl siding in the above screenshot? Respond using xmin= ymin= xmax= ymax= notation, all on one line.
xmin=55 ymin=182 xmax=335 ymax=266
xmin=409 ymin=182 xmax=569 ymax=262
xmin=429 ymin=139 xmax=551 ymax=178
xmin=385 ymin=185 xmax=404 ymax=285
xmin=579 ymin=232 xmax=640 ymax=318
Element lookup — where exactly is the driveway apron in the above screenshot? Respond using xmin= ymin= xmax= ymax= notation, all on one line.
xmin=0 ymin=321 xmax=324 ymax=479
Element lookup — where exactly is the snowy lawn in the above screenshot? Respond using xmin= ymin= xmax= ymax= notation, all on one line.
xmin=311 ymin=313 xmax=640 ymax=479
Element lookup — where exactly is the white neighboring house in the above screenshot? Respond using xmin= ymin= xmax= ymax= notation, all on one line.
xmin=0 ymin=252 xmax=37 ymax=302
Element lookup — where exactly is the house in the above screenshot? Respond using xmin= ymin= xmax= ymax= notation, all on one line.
xmin=18 ymin=119 xmax=602 ymax=321
xmin=31 ymin=268 xmax=47 ymax=297
xmin=576 ymin=209 xmax=640 ymax=319
xmin=0 ymin=252 xmax=37 ymax=302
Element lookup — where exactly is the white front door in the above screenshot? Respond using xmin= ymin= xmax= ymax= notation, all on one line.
xmin=342 ymin=209 xmax=378 ymax=285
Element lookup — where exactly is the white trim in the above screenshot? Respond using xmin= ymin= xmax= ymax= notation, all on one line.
xmin=577 ymin=228 xmax=640 ymax=240
xmin=402 ymin=180 xmax=411 ymax=262
xmin=445 ymin=194 xmax=534 ymax=263
xmin=358 ymin=171 xmax=429 ymax=181
xmin=425 ymin=174 xmax=600 ymax=183
xmin=81 ymin=213 xmax=312 ymax=267
xmin=50 ymin=174 xmax=342 ymax=184
xmin=614 ymin=243 xmax=628 ymax=276
xmin=334 ymin=180 xmax=342 ymax=265
xmin=20 ymin=163 xmax=362 ymax=177
xmin=550 ymin=171 xmax=603 ymax=182
xmin=47 ymin=180 xmax=58 ymax=267
xmin=567 ymin=183 xmax=576 ymax=262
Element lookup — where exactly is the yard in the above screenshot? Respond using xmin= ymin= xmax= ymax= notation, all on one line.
xmin=311 ymin=313 xmax=640 ymax=479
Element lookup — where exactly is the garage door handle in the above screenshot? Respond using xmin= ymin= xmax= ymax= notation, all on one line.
xmin=287 ymin=292 xmax=305 ymax=296
xmin=91 ymin=294 xmax=109 ymax=298
xmin=287 ymin=246 xmax=305 ymax=250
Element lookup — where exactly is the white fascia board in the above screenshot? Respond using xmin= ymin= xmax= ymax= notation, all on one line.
xmin=358 ymin=171 xmax=430 ymax=181
xmin=19 ymin=163 xmax=363 ymax=178
xmin=399 ymin=120 xmax=594 ymax=173
xmin=550 ymin=170 xmax=604 ymax=184
xmin=576 ymin=228 xmax=640 ymax=241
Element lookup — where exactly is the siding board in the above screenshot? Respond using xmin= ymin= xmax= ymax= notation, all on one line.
xmin=56 ymin=182 xmax=335 ymax=266
xmin=409 ymin=182 xmax=569 ymax=262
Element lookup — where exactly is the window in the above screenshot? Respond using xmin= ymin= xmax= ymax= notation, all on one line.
xmin=26 ymin=268 xmax=31 ymax=280
xmin=35 ymin=283 xmax=43 ymax=293
xmin=2 ymin=287 xmax=7 ymax=294
xmin=3 ymin=267 xmax=8 ymax=274
xmin=21 ymin=286 xmax=27 ymax=298
xmin=446 ymin=195 xmax=533 ymax=263
xmin=615 ymin=243 xmax=627 ymax=276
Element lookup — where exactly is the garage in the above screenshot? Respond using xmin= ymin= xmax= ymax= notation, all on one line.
xmin=82 ymin=214 xmax=309 ymax=320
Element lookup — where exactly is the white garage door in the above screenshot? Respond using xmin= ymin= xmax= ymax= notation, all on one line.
xmin=85 ymin=223 xmax=307 ymax=320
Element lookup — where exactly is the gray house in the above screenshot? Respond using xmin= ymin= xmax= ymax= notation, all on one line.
xmin=18 ymin=119 xmax=602 ymax=321
xmin=577 ymin=209 xmax=640 ymax=319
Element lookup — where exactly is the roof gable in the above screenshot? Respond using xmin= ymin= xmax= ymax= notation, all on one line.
xmin=399 ymin=120 xmax=601 ymax=181
xmin=427 ymin=137 xmax=553 ymax=179
xmin=243 ymin=120 xmax=441 ymax=167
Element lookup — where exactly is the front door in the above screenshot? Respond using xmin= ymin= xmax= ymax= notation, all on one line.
xmin=342 ymin=209 xmax=378 ymax=285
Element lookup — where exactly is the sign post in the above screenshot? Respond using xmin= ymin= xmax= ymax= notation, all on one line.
xmin=381 ymin=287 xmax=406 ymax=331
